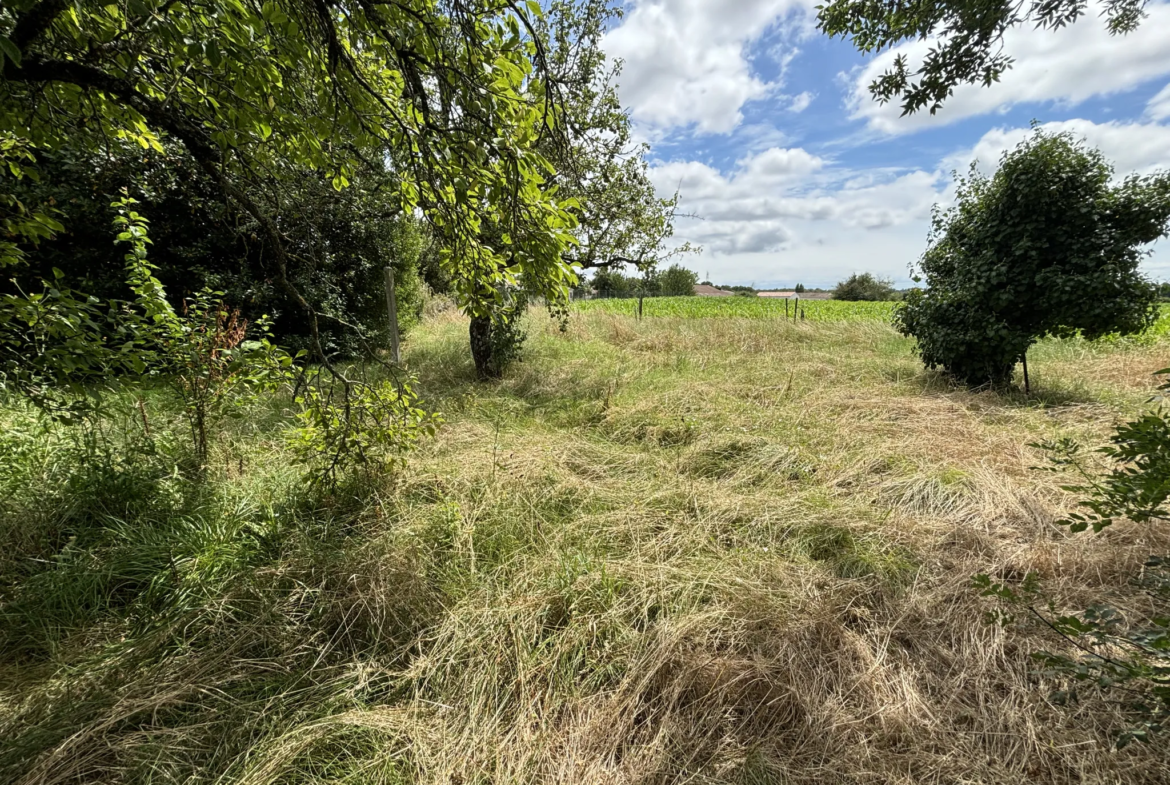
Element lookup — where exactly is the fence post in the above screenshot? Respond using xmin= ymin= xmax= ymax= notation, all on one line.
xmin=1022 ymin=350 xmax=1030 ymax=395
xmin=793 ymin=295 xmax=799 ymax=323
xmin=384 ymin=266 xmax=400 ymax=365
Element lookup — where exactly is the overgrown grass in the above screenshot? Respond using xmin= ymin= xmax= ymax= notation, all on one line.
xmin=3 ymin=306 xmax=1170 ymax=783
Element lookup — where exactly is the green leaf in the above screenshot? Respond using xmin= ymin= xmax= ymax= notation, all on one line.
xmin=0 ymin=36 xmax=22 ymax=67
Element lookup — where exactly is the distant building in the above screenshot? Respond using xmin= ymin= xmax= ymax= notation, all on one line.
xmin=693 ymin=284 xmax=733 ymax=297
xmin=758 ymin=291 xmax=796 ymax=298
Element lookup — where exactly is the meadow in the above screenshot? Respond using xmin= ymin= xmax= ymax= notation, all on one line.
xmin=2 ymin=302 xmax=1169 ymax=783
xmin=575 ymin=295 xmax=897 ymax=321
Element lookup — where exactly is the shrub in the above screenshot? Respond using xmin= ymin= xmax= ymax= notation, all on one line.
xmin=117 ymin=201 xmax=293 ymax=469
xmin=897 ymin=129 xmax=1170 ymax=386
xmin=659 ymin=264 xmax=698 ymax=296
xmin=832 ymin=273 xmax=896 ymax=301
xmin=291 ymin=370 xmax=440 ymax=487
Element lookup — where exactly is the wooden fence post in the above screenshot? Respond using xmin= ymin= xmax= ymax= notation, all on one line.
xmin=384 ymin=266 xmax=400 ymax=365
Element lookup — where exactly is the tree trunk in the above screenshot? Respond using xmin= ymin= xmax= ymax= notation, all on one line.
xmin=470 ymin=314 xmax=497 ymax=380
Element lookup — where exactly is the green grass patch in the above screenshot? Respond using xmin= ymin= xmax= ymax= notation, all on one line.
xmin=574 ymin=295 xmax=898 ymax=321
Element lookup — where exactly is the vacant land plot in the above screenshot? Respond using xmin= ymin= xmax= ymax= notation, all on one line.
xmin=2 ymin=306 xmax=1169 ymax=783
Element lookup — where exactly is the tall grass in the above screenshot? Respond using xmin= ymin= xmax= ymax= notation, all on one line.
xmin=2 ymin=307 xmax=1170 ymax=783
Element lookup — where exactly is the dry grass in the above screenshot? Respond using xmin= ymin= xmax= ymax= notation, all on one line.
xmin=2 ymin=308 xmax=1169 ymax=783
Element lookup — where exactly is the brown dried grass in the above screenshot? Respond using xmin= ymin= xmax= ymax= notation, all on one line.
xmin=4 ymin=309 xmax=1169 ymax=783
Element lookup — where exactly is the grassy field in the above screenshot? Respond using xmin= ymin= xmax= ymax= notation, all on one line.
xmin=2 ymin=304 xmax=1170 ymax=783
xmin=575 ymin=295 xmax=897 ymax=321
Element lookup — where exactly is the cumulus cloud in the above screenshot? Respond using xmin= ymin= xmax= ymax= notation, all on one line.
xmin=848 ymin=1 xmax=1170 ymax=134
xmin=951 ymin=119 xmax=1170 ymax=177
xmin=649 ymin=148 xmax=942 ymax=255
xmin=603 ymin=0 xmax=811 ymax=134
xmin=788 ymin=91 xmax=814 ymax=113
xmin=650 ymin=120 xmax=1170 ymax=283
xmin=1147 ymin=82 xmax=1170 ymax=122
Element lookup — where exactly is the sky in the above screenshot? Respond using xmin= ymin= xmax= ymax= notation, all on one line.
xmin=599 ymin=0 xmax=1170 ymax=289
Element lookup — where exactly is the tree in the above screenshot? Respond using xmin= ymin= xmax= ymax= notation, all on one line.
xmin=4 ymin=140 xmax=427 ymax=355
xmin=833 ymin=273 xmax=896 ymax=301
xmin=794 ymin=283 xmax=805 ymax=293
xmin=1 ymin=0 xmax=590 ymax=476
xmin=1 ymin=0 xmax=579 ymax=369
xmin=659 ymin=264 xmax=698 ymax=296
xmin=463 ymin=0 xmax=692 ymax=378
xmin=589 ymin=267 xmax=631 ymax=296
xmin=539 ymin=0 xmax=692 ymax=275
xmin=895 ymin=130 xmax=1170 ymax=386
xmin=819 ymin=0 xmax=1150 ymax=116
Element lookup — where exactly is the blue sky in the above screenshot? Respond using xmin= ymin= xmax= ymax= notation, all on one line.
xmin=601 ymin=0 xmax=1170 ymax=289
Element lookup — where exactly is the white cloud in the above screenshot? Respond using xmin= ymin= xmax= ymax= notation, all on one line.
xmin=952 ymin=119 xmax=1170 ymax=177
xmin=649 ymin=119 xmax=1170 ymax=285
xmin=649 ymin=148 xmax=941 ymax=258
xmin=788 ymin=91 xmax=814 ymax=113
xmin=603 ymin=0 xmax=811 ymax=134
xmin=849 ymin=1 xmax=1170 ymax=134
xmin=1147 ymin=82 xmax=1170 ymax=122
xmin=737 ymin=146 xmax=823 ymax=180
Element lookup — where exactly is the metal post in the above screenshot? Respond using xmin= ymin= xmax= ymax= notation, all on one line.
xmin=384 ymin=266 xmax=400 ymax=365
xmin=793 ymin=295 xmax=799 ymax=323
xmin=638 ymin=295 xmax=644 ymax=320
xmin=1022 ymin=351 xmax=1030 ymax=394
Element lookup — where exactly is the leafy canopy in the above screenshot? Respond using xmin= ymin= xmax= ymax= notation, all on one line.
xmin=895 ymin=129 xmax=1170 ymax=386
xmin=537 ymin=0 xmax=692 ymax=275
xmin=819 ymin=0 xmax=1151 ymax=115
xmin=1 ymin=0 xmax=580 ymax=340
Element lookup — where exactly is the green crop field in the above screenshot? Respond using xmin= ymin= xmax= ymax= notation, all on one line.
xmin=576 ymin=296 xmax=1170 ymax=336
xmin=575 ymin=296 xmax=897 ymax=321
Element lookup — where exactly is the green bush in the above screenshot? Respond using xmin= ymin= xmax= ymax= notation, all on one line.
xmin=5 ymin=140 xmax=426 ymax=356
xmin=897 ymin=129 xmax=1170 ymax=386
xmin=832 ymin=273 xmax=896 ymax=301
xmin=659 ymin=264 xmax=698 ymax=296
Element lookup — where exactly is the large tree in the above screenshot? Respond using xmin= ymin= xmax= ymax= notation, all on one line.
xmin=895 ymin=130 xmax=1170 ymax=386
xmin=462 ymin=0 xmax=693 ymax=378
xmin=1 ymin=0 xmax=579 ymax=369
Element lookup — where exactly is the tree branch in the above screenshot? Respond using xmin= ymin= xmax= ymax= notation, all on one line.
xmin=10 ymin=0 xmax=70 ymax=52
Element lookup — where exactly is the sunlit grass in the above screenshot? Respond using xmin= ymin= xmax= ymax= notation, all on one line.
xmin=3 ymin=306 xmax=1170 ymax=783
